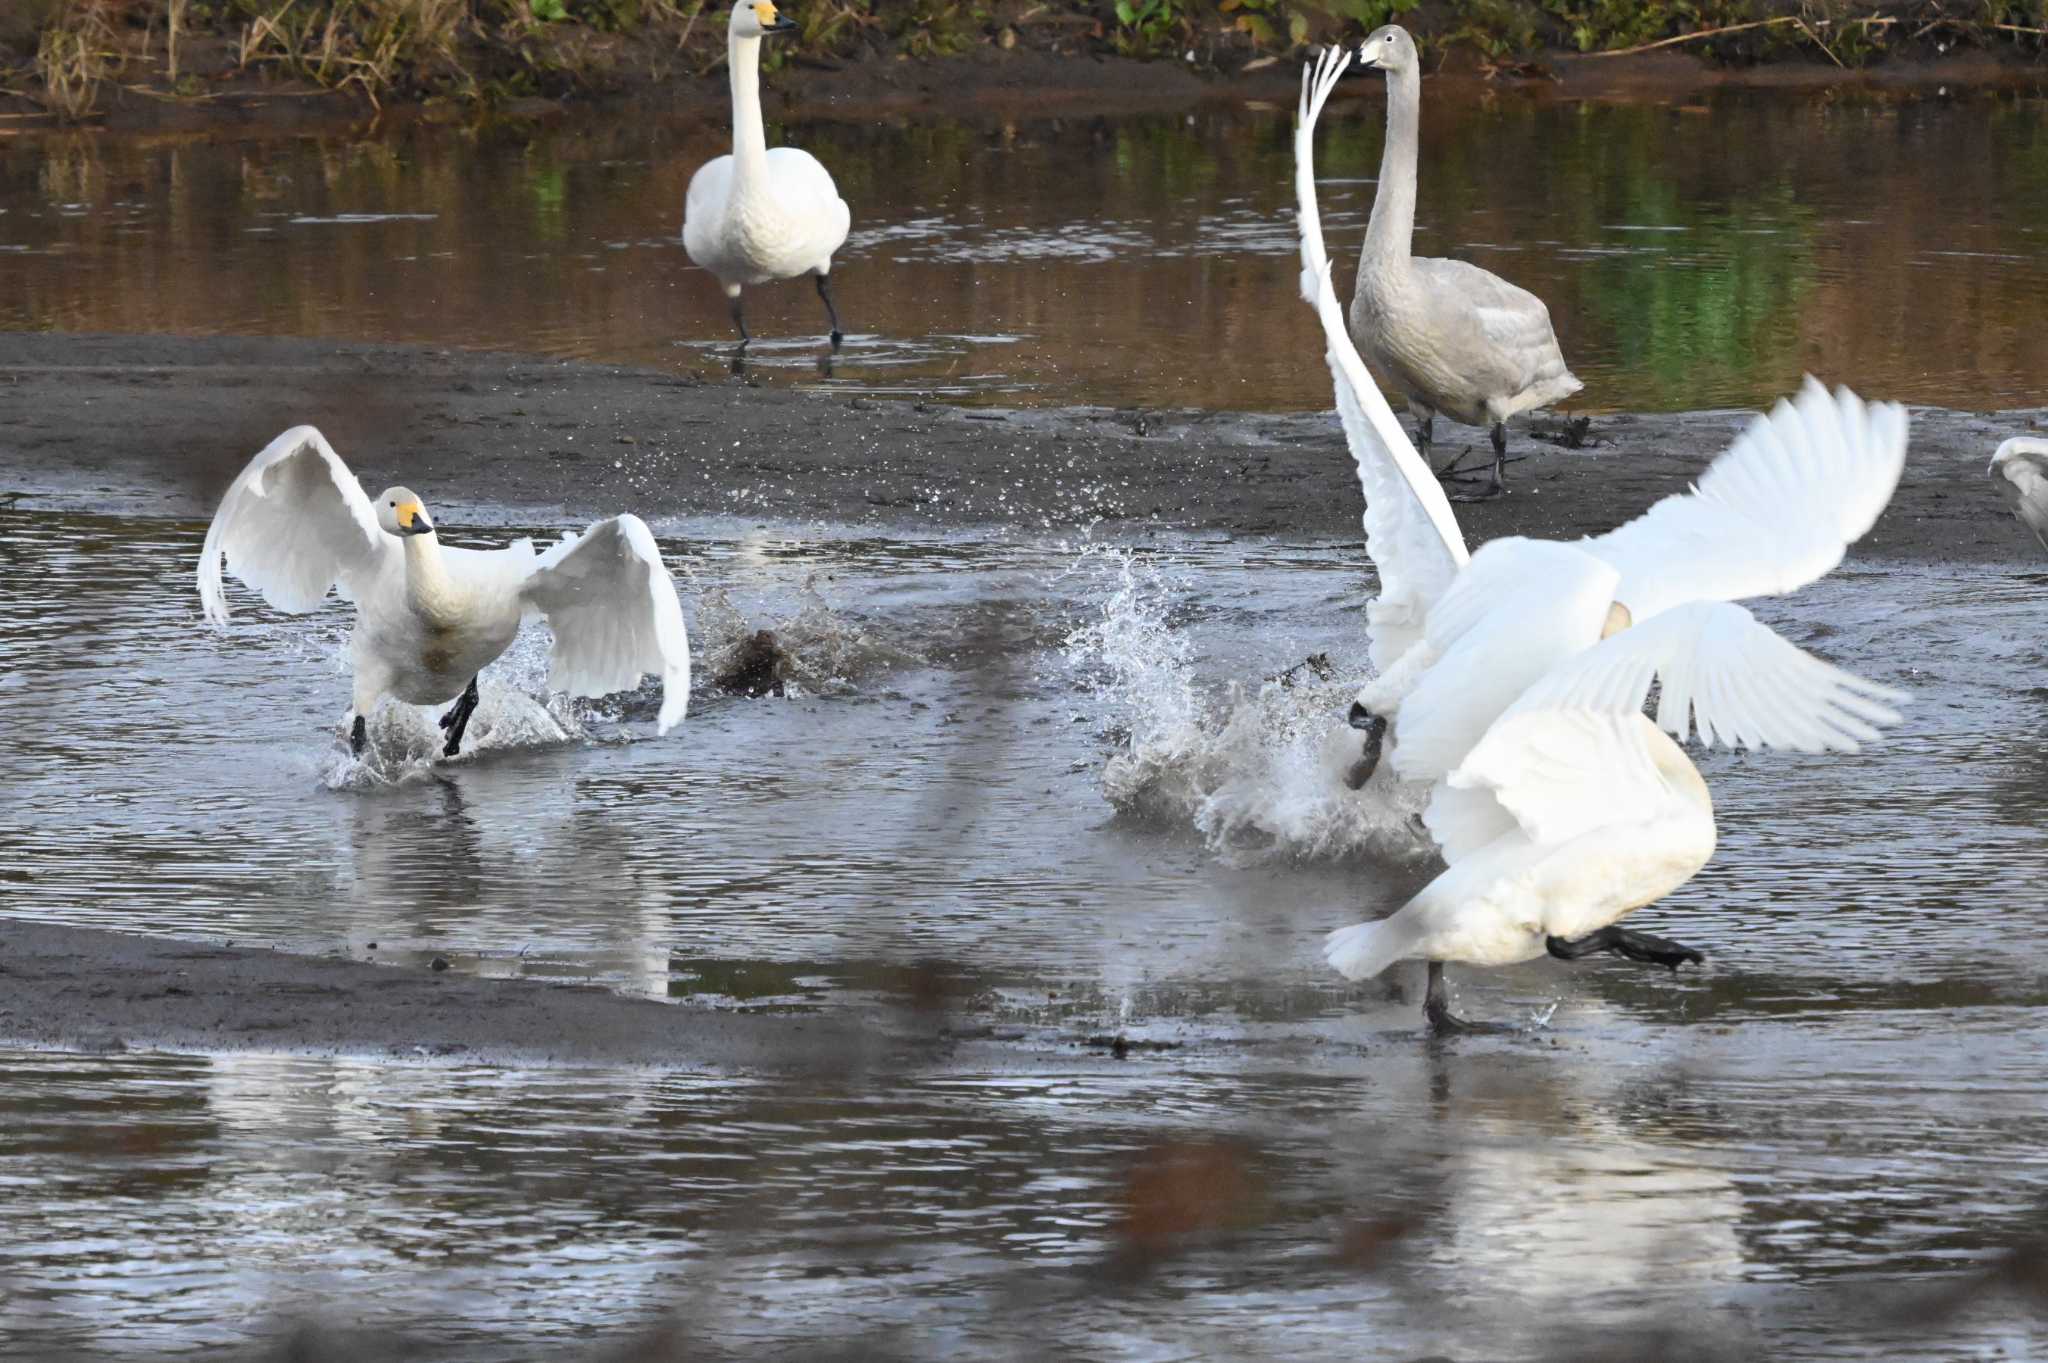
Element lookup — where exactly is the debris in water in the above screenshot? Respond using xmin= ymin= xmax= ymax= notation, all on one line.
xmin=714 ymin=629 xmax=790 ymax=698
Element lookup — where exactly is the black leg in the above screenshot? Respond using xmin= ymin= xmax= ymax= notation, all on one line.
xmin=728 ymin=293 xmax=750 ymax=345
xmin=815 ymin=272 xmax=844 ymax=349
xmin=440 ymin=676 xmax=480 ymax=758
xmin=351 ymin=714 xmax=367 ymax=756
xmin=1547 ymin=926 xmax=1704 ymax=971
xmin=1414 ymin=411 xmax=1434 ymax=451
xmin=1343 ymin=702 xmax=1387 ymax=791
xmin=1423 ymin=960 xmax=1485 ymax=1034
xmin=1448 ymin=425 xmax=1508 ymax=502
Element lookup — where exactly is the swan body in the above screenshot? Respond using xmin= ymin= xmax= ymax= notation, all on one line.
xmin=1296 ymin=48 xmax=1909 ymax=1025
xmin=198 ymin=426 xmax=691 ymax=756
xmin=1989 ymin=436 xmax=2048 ymax=554
xmin=1349 ymin=26 xmax=1580 ymax=497
xmin=683 ymin=0 xmax=851 ymax=345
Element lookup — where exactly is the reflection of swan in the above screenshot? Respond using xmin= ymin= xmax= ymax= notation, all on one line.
xmin=1989 ymin=437 xmax=2048 ymax=554
xmin=1346 ymin=29 xmax=1580 ymax=500
xmin=683 ymin=1 xmax=851 ymax=349
xmin=198 ymin=427 xmax=691 ymax=758
xmin=1296 ymin=51 xmax=1910 ymax=1031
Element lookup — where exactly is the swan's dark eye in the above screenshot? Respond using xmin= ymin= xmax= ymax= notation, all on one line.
xmin=389 ymin=500 xmax=396 ymax=507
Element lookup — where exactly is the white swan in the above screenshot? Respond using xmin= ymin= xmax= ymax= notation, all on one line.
xmin=1349 ymin=26 xmax=1581 ymax=500
xmin=1989 ymin=436 xmax=2048 ymax=554
xmin=198 ymin=426 xmax=691 ymax=758
xmin=683 ymin=0 xmax=852 ymax=349
xmin=1296 ymin=48 xmax=1909 ymax=1030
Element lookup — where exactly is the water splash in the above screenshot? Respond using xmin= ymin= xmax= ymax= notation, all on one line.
xmin=319 ymin=630 xmax=585 ymax=790
xmin=1062 ymin=547 xmax=1430 ymax=864
xmin=693 ymin=578 xmax=918 ymax=697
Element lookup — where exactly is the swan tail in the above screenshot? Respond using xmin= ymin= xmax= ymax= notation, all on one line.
xmin=1324 ymin=915 xmax=1421 ymax=982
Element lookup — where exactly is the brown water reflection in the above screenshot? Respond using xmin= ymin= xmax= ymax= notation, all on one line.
xmin=1 ymin=87 xmax=2045 ymax=413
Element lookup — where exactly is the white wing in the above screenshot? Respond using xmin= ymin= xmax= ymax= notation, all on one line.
xmin=1449 ymin=708 xmax=1676 ymax=851
xmin=197 ymin=425 xmax=393 ymax=624
xmin=1296 ymin=47 xmax=1468 ymax=671
xmin=522 ymin=515 xmax=692 ymax=735
xmin=1582 ymin=379 xmax=1908 ymax=622
xmin=1391 ymin=537 xmax=1619 ymax=784
xmin=1504 ymin=599 xmax=1906 ymax=754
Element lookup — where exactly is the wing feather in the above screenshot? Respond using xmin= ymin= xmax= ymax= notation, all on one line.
xmin=1502 ymin=600 xmax=1905 ymax=755
xmin=522 ymin=515 xmax=692 ymax=735
xmin=1296 ymin=48 xmax=1468 ymax=671
xmin=1450 ymin=708 xmax=1670 ymax=851
xmin=1582 ymin=379 xmax=1909 ymax=621
xmin=197 ymin=425 xmax=392 ymax=624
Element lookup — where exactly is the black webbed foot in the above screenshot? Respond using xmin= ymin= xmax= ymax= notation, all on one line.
xmin=440 ymin=676 xmax=481 ymax=759
xmin=1446 ymin=476 xmax=1505 ymax=503
xmin=350 ymin=714 xmax=367 ymax=756
xmin=1421 ymin=960 xmax=1513 ymax=1035
xmin=1547 ymin=927 xmax=1704 ymax=972
xmin=1343 ymin=703 xmax=1388 ymax=790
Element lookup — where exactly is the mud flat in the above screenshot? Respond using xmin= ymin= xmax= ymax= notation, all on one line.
xmin=2 ymin=331 xmax=2040 ymax=563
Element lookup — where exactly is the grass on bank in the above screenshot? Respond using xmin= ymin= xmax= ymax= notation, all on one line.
xmin=1 ymin=0 xmax=2044 ymax=120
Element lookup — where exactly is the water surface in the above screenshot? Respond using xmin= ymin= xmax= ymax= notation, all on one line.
xmin=3 ymin=508 xmax=2048 ymax=1355
xmin=3 ymin=88 xmax=2046 ymax=413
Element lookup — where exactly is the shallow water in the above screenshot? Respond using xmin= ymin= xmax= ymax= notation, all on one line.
xmin=3 ymin=505 xmax=2048 ymax=1355
xmin=4 ymin=87 xmax=2048 ymax=413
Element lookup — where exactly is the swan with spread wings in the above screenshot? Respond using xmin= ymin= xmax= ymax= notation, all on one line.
xmin=198 ymin=426 xmax=691 ymax=759
xmin=1295 ymin=47 xmax=1910 ymax=1031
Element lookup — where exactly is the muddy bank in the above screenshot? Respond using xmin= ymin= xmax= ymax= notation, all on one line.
xmin=0 ymin=917 xmax=957 ymax=1070
xmin=6 ymin=9 xmax=2046 ymax=139
xmin=1 ymin=331 xmax=2040 ymax=563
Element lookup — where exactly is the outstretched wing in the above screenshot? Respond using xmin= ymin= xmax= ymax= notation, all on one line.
xmin=1582 ymin=379 xmax=1908 ymax=622
xmin=197 ymin=425 xmax=393 ymax=624
xmin=1297 ymin=46 xmax=1468 ymax=671
xmin=1503 ymin=599 xmax=1906 ymax=754
xmin=522 ymin=515 xmax=691 ymax=735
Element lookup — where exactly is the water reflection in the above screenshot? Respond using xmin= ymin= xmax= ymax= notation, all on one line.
xmin=2 ymin=90 xmax=2046 ymax=413
xmin=4 ymin=1036 xmax=2045 ymax=1360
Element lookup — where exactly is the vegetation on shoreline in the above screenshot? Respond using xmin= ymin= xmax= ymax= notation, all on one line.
xmin=2 ymin=0 xmax=2043 ymax=120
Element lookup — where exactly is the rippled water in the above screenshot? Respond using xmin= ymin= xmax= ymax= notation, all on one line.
xmin=3 ymin=87 xmax=2048 ymax=413
xmin=3 ymin=500 xmax=2048 ymax=1354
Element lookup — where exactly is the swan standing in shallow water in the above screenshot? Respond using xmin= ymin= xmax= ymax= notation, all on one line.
xmin=683 ymin=0 xmax=852 ymax=350
xmin=1297 ymin=49 xmax=1909 ymax=1030
xmin=1989 ymin=437 xmax=2048 ymax=554
xmin=198 ymin=427 xmax=691 ymax=759
xmin=1347 ymin=28 xmax=1580 ymax=501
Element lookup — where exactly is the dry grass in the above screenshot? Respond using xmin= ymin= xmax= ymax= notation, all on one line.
xmin=34 ymin=0 xmax=122 ymax=121
xmin=236 ymin=0 xmax=474 ymax=107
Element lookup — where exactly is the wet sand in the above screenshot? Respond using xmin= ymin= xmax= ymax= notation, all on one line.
xmin=3 ymin=331 xmax=2041 ymax=558
xmin=3 ymin=330 xmax=2043 ymax=1064
xmin=0 ymin=919 xmax=953 ymax=1072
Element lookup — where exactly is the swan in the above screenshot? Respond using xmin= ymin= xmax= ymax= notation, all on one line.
xmin=1296 ymin=48 xmax=1909 ymax=1031
xmin=197 ymin=426 xmax=691 ymax=758
xmin=1347 ymin=26 xmax=1581 ymax=501
xmin=1989 ymin=436 xmax=2048 ymax=554
xmin=683 ymin=0 xmax=852 ymax=350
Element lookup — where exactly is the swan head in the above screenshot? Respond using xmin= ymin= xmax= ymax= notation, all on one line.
xmin=375 ymin=487 xmax=436 ymax=538
xmin=730 ymin=0 xmax=797 ymax=37
xmin=1601 ymin=601 xmax=1632 ymax=639
xmin=1990 ymin=435 xmax=2048 ymax=479
xmin=1357 ymin=24 xmax=1418 ymax=73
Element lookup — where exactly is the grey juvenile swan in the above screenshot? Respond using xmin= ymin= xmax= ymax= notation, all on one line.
xmin=1990 ymin=436 xmax=2048 ymax=554
xmin=1349 ymin=27 xmax=1581 ymax=500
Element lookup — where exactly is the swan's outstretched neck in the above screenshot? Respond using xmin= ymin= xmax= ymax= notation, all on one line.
xmin=1362 ymin=62 xmax=1420 ymax=271
xmin=727 ymin=31 xmax=770 ymax=188
xmin=401 ymin=531 xmax=461 ymax=622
